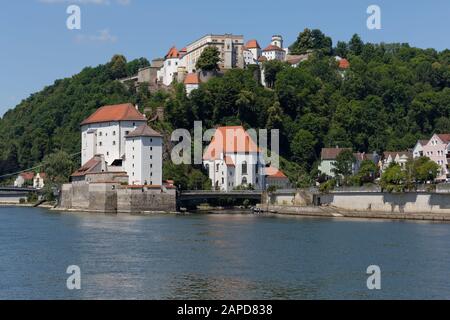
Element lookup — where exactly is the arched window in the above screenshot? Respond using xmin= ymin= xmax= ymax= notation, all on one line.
xmin=242 ymin=161 xmax=248 ymax=175
xmin=242 ymin=177 xmax=248 ymax=185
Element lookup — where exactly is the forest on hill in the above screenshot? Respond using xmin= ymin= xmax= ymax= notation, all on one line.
xmin=2 ymin=29 xmax=450 ymax=187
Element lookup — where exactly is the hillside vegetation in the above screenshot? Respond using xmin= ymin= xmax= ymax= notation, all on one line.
xmin=2 ymin=30 xmax=450 ymax=187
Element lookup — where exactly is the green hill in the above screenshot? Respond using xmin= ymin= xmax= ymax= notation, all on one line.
xmin=2 ymin=30 xmax=450 ymax=187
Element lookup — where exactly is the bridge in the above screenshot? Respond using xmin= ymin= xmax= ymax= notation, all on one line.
xmin=179 ymin=190 xmax=263 ymax=201
xmin=0 ymin=187 xmax=39 ymax=204
xmin=177 ymin=191 xmax=264 ymax=209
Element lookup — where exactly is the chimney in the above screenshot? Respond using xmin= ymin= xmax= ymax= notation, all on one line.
xmin=135 ymin=104 xmax=139 ymax=110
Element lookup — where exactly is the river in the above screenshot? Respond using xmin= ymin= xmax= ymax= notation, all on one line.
xmin=1 ymin=206 xmax=450 ymax=299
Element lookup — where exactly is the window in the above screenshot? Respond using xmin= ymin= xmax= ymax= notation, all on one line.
xmin=150 ymin=164 xmax=153 ymax=168
xmin=99 ymin=142 xmax=103 ymax=146
xmin=242 ymin=177 xmax=248 ymax=185
xmin=216 ymin=164 xmax=220 ymax=172
xmin=125 ymin=131 xmax=130 ymax=135
xmin=113 ymin=141 xmax=116 ymax=146
xmin=113 ymin=131 xmax=116 ymax=136
xmin=99 ymin=132 xmax=102 ymax=136
xmin=242 ymin=161 xmax=248 ymax=175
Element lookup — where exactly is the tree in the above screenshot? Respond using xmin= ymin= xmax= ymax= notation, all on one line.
xmin=263 ymin=60 xmax=287 ymax=88
xmin=196 ymin=46 xmax=221 ymax=71
xmin=42 ymin=151 xmax=76 ymax=185
xmin=407 ymin=157 xmax=440 ymax=183
xmin=334 ymin=41 xmax=348 ymax=58
xmin=109 ymin=54 xmax=128 ymax=79
xmin=291 ymin=129 xmax=317 ymax=169
xmin=354 ymin=160 xmax=378 ymax=185
xmin=289 ymin=28 xmax=332 ymax=55
xmin=349 ymin=34 xmax=364 ymax=55
xmin=332 ymin=149 xmax=355 ymax=183
xmin=380 ymin=163 xmax=407 ymax=192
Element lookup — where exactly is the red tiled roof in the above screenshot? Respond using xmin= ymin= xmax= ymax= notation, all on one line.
xmin=203 ymin=126 xmax=261 ymax=160
xmin=165 ymin=46 xmax=179 ymax=59
xmin=265 ymin=166 xmax=287 ymax=178
xmin=437 ymin=134 xmax=450 ymax=144
xmin=184 ymin=73 xmax=200 ymax=85
xmin=81 ymin=103 xmax=146 ymax=125
xmin=321 ymin=148 xmax=352 ymax=160
xmin=339 ymin=58 xmax=350 ymax=69
xmin=224 ymin=156 xmax=235 ymax=167
xmin=262 ymin=44 xmax=284 ymax=52
xmin=126 ymin=124 xmax=162 ymax=138
xmin=19 ymin=172 xmax=35 ymax=181
xmin=245 ymin=39 xmax=260 ymax=49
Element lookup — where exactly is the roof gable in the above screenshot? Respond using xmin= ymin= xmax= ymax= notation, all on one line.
xmin=203 ymin=126 xmax=261 ymax=160
xmin=184 ymin=73 xmax=200 ymax=85
xmin=126 ymin=124 xmax=162 ymax=138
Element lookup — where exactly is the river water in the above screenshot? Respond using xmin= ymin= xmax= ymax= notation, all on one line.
xmin=1 ymin=206 xmax=450 ymax=299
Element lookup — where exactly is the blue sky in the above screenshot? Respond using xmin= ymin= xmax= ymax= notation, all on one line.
xmin=1 ymin=0 xmax=450 ymax=116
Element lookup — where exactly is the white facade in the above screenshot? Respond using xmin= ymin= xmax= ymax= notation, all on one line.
xmin=33 ymin=173 xmax=45 ymax=189
xmin=81 ymin=120 xmax=146 ymax=166
xmin=125 ymin=133 xmax=162 ymax=186
xmin=262 ymin=48 xmax=286 ymax=61
xmin=204 ymin=153 xmax=265 ymax=191
xmin=202 ymin=126 xmax=266 ymax=191
xmin=158 ymin=57 xmax=181 ymax=86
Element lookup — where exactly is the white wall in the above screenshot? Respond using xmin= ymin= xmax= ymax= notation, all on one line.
xmin=204 ymin=152 xmax=265 ymax=191
xmin=125 ymin=136 xmax=162 ymax=186
xmin=81 ymin=120 xmax=146 ymax=165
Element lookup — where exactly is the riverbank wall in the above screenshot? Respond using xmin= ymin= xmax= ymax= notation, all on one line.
xmin=263 ymin=188 xmax=450 ymax=221
xmin=59 ymin=183 xmax=177 ymax=213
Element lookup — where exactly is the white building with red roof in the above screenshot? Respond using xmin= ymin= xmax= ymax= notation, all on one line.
xmin=243 ymin=39 xmax=261 ymax=65
xmin=262 ymin=35 xmax=287 ymax=62
xmin=80 ymin=103 xmax=163 ymax=186
xmin=203 ymin=126 xmax=267 ymax=191
xmin=184 ymin=73 xmax=200 ymax=95
xmin=265 ymin=166 xmax=290 ymax=189
xmin=157 ymin=46 xmax=182 ymax=86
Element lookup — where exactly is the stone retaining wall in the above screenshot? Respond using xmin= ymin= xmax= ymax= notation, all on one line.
xmin=60 ymin=183 xmax=176 ymax=213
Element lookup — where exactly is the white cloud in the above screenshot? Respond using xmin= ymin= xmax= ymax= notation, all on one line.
xmin=38 ymin=0 xmax=131 ymax=5
xmin=75 ymin=29 xmax=118 ymax=43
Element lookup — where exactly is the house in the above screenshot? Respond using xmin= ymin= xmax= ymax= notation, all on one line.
xmin=81 ymin=103 xmax=147 ymax=166
xmin=318 ymin=148 xmax=377 ymax=178
xmin=77 ymin=103 xmax=163 ymax=186
xmin=318 ymin=148 xmax=352 ymax=177
xmin=14 ymin=172 xmax=35 ymax=188
xmin=261 ymin=35 xmax=288 ymax=61
xmin=243 ymin=39 xmax=261 ymax=65
xmin=33 ymin=173 xmax=46 ymax=189
xmin=265 ymin=166 xmax=290 ymax=189
xmin=184 ymin=73 xmax=200 ymax=95
xmin=413 ymin=140 xmax=429 ymax=158
xmin=203 ymin=126 xmax=266 ymax=191
xmin=157 ymin=46 xmax=182 ymax=86
xmin=381 ymin=151 xmax=412 ymax=171
xmin=421 ymin=134 xmax=450 ymax=181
